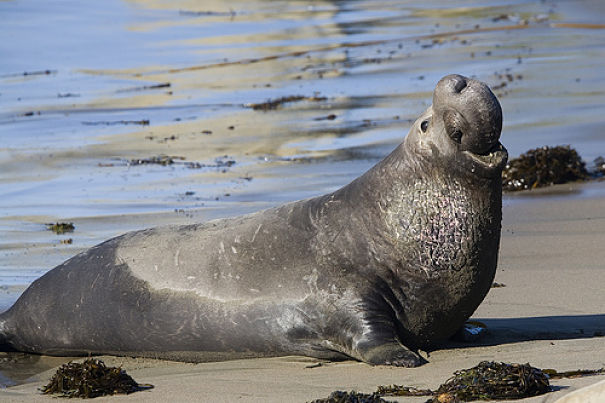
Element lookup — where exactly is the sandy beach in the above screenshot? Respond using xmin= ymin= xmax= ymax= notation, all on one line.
xmin=1 ymin=0 xmax=604 ymax=401
xmin=1 ymin=180 xmax=604 ymax=402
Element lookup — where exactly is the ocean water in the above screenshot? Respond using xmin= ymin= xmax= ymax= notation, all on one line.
xmin=0 ymin=0 xmax=604 ymax=310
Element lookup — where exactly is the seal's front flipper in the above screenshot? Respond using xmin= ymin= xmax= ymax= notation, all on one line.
xmin=356 ymin=340 xmax=426 ymax=367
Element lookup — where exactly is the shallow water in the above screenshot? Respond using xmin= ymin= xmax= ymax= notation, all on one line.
xmin=0 ymin=0 xmax=604 ymax=311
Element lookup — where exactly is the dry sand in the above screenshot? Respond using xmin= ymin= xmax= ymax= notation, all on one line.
xmin=2 ymin=181 xmax=605 ymax=402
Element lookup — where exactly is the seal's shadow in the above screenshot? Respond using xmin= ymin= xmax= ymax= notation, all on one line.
xmin=443 ymin=314 xmax=605 ymax=348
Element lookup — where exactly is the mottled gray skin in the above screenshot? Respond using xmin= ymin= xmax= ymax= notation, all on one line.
xmin=0 ymin=75 xmax=507 ymax=366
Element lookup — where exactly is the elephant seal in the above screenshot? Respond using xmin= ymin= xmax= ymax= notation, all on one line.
xmin=0 ymin=75 xmax=507 ymax=366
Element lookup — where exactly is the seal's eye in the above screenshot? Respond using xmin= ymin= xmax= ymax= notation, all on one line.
xmin=420 ymin=120 xmax=429 ymax=133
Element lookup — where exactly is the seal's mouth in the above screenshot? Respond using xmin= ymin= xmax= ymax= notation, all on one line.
xmin=462 ymin=142 xmax=508 ymax=172
xmin=441 ymin=108 xmax=507 ymax=174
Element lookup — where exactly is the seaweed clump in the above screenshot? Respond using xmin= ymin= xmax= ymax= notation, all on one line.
xmin=129 ymin=155 xmax=182 ymax=166
xmin=41 ymin=358 xmax=153 ymax=398
xmin=502 ymin=145 xmax=588 ymax=191
xmin=376 ymin=385 xmax=432 ymax=399
xmin=46 ymin=222 xmax=75 ymax=234
xmin=429 ymin=361 xmax=550 ymax=401
xmin=377 ymin=362 xmax=550 ymax=402
xmin=314 ymin=362 xmax=604 ymax=403
xmin=309 ymin=390 xmax=395 ymax=403
xmin=248 ymin=95 xmax=327 ymax=111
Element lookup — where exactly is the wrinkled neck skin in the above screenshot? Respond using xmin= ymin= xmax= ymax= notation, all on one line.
xmin=326 ymin=123 xmax=502 ymax=274
xmin=312 ymin=118 xmax=503 ymax=347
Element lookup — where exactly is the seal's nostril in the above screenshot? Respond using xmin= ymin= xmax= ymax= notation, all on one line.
xmin=452 ymin=76 xmax=467 ymax=93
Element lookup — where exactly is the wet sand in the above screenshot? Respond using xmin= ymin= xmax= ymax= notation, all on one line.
xmin=1 ymin=180 xmax=604 ymax=402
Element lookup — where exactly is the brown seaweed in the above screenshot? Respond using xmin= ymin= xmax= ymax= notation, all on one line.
xmin=46 ymin=222 xmax=75 ymax=234
xmin=309 ymin=390 xmax=395 ymax=403
xmin=248 ymin=95 xmax=327 ymax=111
xmin=502 ymin=145 xmax=588 ymax=191
xmin=375 ymin=385 xmax=433 ymax=397
xmin=41 ymin=358 xmax=153 ymax=398
xmin=82 ymin=120 xmax=150 ymax=126
xmin=377 ymin=361 xmax=552 ymax=401
xmin=429 ymin=361 xmax=550 ymax=401
xmin=119 ymin=155 xmax=236 ymax=169
xmin=116 ymin=82 xmax=171 ymax=93
xmin=128 ymin=155 xmax=183 ymax=166
xmin=542 ymin=367 xmax=605 ymax=379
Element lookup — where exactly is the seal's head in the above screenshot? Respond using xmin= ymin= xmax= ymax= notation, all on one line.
xmin=406 ymin=74 xmax=507 ymax=177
